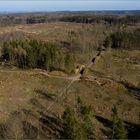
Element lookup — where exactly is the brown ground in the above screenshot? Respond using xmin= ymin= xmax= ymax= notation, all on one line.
xmin=0 ymin=65 xmax=139 ymax=139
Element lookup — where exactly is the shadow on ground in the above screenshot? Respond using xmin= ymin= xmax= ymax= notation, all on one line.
xmin=95 ymin=115 xmax=140 ymax=139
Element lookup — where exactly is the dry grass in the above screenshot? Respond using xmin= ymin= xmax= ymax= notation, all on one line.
xmin=0 ymin=65 xmax=139 ymax=139
xmin=91 ymin=49 xmax=140 ymax=87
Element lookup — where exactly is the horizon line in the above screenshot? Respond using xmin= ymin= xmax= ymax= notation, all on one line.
xmin=0 ymin=9 xmax=140 ymax=13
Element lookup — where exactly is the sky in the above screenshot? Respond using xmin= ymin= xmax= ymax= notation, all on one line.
xmin=0 ymin=0 xmax=140 ymax=12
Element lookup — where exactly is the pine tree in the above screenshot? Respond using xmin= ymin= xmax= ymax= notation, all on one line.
xmin=62 ymin=100 xmax=95 ymax=140
xmin=77 ymin=96 xmax=95 ymax=139
xmin=62 ymin=107 xmax=82 ymax=140
xmin=112 ymin=106 xmax=127 ymax=139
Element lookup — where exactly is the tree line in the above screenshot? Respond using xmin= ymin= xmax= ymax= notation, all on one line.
xmin=104 ymin=28 xmax=140 ymax=49
xmin=0 ymin=39 xmax=75 ymax=73
xmin=26 ymin=16 xmax=46 ymax=24
xmin=0 ymin=14 xmax=140 ymax=26
xmin=60 ymin=15 xmax=140 ymax=25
